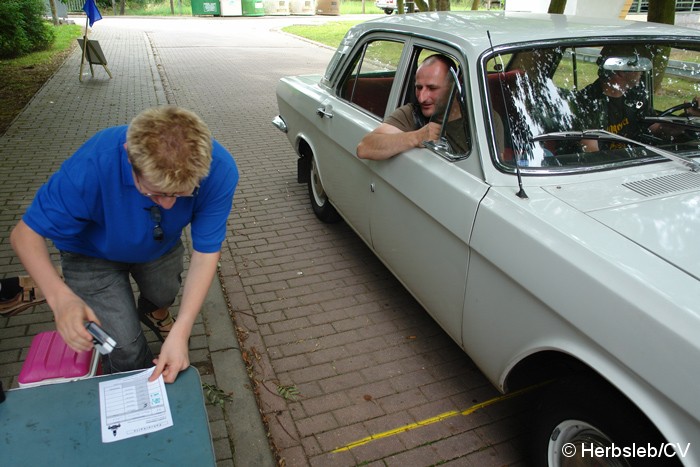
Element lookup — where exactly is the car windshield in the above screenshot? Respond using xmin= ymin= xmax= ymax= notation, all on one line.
xmin=485 ymin=41 xmax=700 ymax=173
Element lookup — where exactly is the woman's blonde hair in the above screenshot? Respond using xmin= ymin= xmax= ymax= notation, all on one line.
xmin=127 ymin=106 xmax=212 ymax=192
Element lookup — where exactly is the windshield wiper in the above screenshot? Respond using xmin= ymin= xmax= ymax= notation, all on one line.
xmin=532 ymin=129 xmax=700 ymax=172
xmin=643 ymin=115 xmax=700 ymax=131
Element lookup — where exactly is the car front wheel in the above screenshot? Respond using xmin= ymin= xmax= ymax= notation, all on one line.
xmin=384 ymin=8 xmax=393 ymax=14
xmin=308 ymin=156 xmax=341 ymax=223
xmin=533 ymin=378 xmax=681 ymax=467
xmin=542 ymin=418 xmax=630 ymax=467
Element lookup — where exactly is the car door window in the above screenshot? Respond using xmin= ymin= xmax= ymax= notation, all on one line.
xmin=401 ymin=48 xmax=471 ymax=160
xmin=338 ymin=39 xmax=404 ymax=118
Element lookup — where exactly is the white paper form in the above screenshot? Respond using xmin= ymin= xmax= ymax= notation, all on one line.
xmin=98 ymin=367 xmax=173 ymax=443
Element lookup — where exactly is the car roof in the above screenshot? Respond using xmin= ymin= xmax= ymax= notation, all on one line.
xmin=354 ymin=11 xmax=699 ymax=51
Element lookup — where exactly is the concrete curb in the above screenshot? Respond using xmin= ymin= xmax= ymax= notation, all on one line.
xmin=202 ymin=272 xmax=277 ymax=467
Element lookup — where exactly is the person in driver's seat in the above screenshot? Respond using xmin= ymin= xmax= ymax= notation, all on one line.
xmin=577 ymin=45 xmax=700 ymax=152
xmin=357 ymin=54 xmax=502 ymax=160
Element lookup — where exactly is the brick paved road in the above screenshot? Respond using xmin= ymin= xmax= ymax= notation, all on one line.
xmin=138 ymin=16 xmax=535 ymax=466
xmin=1 ymin=16 xmax=536 ymax=467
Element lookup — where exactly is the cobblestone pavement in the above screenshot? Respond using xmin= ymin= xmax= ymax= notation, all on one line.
xmin=0 ymin=15 xmax=535 ymax=467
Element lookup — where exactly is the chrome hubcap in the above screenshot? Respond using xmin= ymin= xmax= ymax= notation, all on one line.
xmin=548 ymin=420 xmax=630 ymax=467
xmin=310 ymin=158 xmax=326 ymax=206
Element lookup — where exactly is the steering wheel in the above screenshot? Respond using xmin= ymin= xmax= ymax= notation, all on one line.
xmin=653 ymin=101 xmax=700 ymax=143
xmin=659 ymin=101 xmax=696 ymax=117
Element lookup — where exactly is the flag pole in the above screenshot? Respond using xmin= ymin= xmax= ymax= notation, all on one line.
xmin=79 ymin=15 xmax=89 ymax=81
xmin=79 ymin=0 xmax=104 ymax=81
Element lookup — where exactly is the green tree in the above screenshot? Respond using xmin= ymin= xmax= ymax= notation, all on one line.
xmin=0 ymin=0 xmax=55 ymax=59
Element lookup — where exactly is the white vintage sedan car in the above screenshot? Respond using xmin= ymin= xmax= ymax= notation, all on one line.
xmin=274 ymin=12 xmax=700 ymax=466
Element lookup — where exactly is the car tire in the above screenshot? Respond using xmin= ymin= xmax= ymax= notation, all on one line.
xmin=308 ymin=156 xmax=341 ymax=223
xmin=384 ymin=8 xmax=393 ymax=14
xmin=532 ymin=377 xmax=681 ymax=467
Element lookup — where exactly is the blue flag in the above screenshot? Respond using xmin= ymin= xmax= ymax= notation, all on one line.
xmin=83 ymin=0 xmax=102 ymax=27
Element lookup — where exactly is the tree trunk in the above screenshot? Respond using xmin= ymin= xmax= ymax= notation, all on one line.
xmin=647 ymin=0 xmax=675 ymax=25
xmin=170 ymin=0 xmax=175 ymax=14
xmin=119 ymin=0 xmax=126 ymax=15
xmin=471 ymin=0 xmax=479 ymax=10
xmin=48 ymin=0 xmax=58 ymax=25
xmin=436 ymin=0 xmax=450 ymax=10
xmin=647 ymin=1 xmax=676 ymax=92
xmin=548 ymin=0 xmax=567 ymax=14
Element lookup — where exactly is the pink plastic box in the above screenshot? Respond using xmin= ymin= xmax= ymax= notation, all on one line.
xmin=18 ymin=331 xmax=99 ymax=388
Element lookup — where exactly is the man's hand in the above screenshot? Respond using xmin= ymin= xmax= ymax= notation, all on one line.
xmin=419 ymin=122 xmax=442 ymax=146
xmin=149 ymin=326 xmax=190 ymax=383
xmin=357 ymin=121 xmax=444 ymax=160
xmin=10 ymin=220 xmax=98 ymax=353
xmin=52 ymin=291 xmax=100 ymax=353
xmin=149 ymin=250 xmax=219 ymax=384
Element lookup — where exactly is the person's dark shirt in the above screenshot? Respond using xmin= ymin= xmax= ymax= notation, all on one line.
xmin=576 ymin=78 xmax=650 ymax=149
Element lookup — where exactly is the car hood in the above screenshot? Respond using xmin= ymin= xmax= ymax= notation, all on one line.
xmin=542 ymin=170 xmax=700 ymax=280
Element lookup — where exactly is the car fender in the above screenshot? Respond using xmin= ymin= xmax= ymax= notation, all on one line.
xmin=501 ymin=340 xmax=700 ymax=465
xmin=463 ymin=185 xmax=700 ymax=454
xmin=292 ymin=131 xmax=319 ymax=171
xmin=276 ymin=77 xmax=328 ymax=181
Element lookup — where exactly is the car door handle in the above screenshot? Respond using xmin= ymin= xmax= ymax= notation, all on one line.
xmin=316 ymin=106 xmax=333 ymax=119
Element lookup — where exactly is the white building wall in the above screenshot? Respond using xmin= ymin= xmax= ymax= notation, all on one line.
xmin=506 ymin=0 xmax=627 ymax=18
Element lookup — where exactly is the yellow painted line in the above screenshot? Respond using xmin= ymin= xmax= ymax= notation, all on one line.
xmin=332 ymin=383 xmax=546 ymax=453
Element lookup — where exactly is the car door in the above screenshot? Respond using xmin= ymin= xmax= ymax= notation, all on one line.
xmin=368 ymin=44 xmax=489 ymax=345
xmin=312 ymin=36 xmax=407 ymax=244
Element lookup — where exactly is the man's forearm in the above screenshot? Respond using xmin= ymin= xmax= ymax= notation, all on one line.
xmin=357 ymin=129 xmax=423 ymax=160
xmin=171 ymin=250 xmax=221 ymax=339
xmin=10 ymin=220 xmax=68 ymax=306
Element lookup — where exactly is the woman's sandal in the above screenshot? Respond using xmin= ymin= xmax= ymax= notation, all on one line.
xmin=139 ymin=309 xmax=175 ymax=342
xmin=0 ymin=276 xmax=47 ymax=317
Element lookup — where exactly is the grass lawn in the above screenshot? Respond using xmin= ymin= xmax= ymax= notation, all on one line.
xmin=282 ymin=21 xmax=362 ymax=48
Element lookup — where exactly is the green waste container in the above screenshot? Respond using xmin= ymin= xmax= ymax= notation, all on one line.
xmin=192 ymin=0 xmax=221 ymax=15
xmin=242 ymin=0 xmax=265 ymax=15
